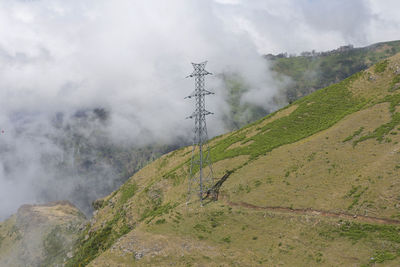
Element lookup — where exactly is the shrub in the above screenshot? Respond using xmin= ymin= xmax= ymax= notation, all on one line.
xmin=119 ymin=182 xmax=138 ymax=206
xmin=221 ymin=236 xmax=231 ymax=243
xmin=155 ymin=219 xmax=166 ymax=225
xmin=374 ymin=60 xmax=389 ymax=73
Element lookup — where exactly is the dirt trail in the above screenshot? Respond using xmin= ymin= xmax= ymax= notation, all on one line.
xmin=225 ymin=199 xmax=400 ymax=225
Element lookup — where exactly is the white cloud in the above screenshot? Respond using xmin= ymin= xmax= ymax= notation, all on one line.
xmin=216 ymin=0 xmax=400 ymax=54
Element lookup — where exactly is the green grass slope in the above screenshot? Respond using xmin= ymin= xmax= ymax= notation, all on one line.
xmin=224 ymin=40 xmax=400 ymax=129
xmin=271 ymin=40 xmax=400 ymax=102
xmin=67 ymin=52 xmax=400 ymax=266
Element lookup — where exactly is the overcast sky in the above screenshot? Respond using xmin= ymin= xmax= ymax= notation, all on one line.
xmin=0 ymin=0 xmax=399 ymax=138
xmin=215 ymin=0 xmax=400 ymax=54
xmin=0 ymin=0 xmax=400 ymax=219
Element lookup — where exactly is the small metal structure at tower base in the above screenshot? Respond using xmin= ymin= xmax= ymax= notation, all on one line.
xmin=185 ymin=61 xmax=214 ymax=206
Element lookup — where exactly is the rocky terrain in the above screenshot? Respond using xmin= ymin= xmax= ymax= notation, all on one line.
xmin=0 ymin=201 xmax=85 ymax=266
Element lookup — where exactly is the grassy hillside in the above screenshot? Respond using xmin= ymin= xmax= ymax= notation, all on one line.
xmin=65 ymin=52 xmax=400 ymax=266
xmin=224 ymin=40 xmax=400 ymax=130
xmin=271 ymin=40 xmax=400 ymax=102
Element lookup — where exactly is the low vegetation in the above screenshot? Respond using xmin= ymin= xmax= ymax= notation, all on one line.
xmin=374 ymin=59 xmax=389 ymax=73
xmin=211 ymin=72 xmax=366 ymax=165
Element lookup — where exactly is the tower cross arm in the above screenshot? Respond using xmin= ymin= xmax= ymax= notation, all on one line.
xmin=186 ymin=70 xmax=212 ymax=78
xmin=185 ymin=110 xmax=213 ymax=119
xmin=186 ymin=112 xmax=196 ymax=119
xmin=185 ymin=89 xmax=214 ymax=99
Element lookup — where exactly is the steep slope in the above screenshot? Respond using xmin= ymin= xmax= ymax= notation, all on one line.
xmin=271 ymin=40 xmax=400 ymax=101
xmin=67 ymin=53 xmax=400 ymax=266
xmin=0 ymin=201 xmax=85 ymax=266
xmin=224 ymin=40 xmax=400 ymax=130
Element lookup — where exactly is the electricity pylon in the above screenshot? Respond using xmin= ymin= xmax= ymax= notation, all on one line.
xmin=186 ymin=61 xmax=214 ymax=205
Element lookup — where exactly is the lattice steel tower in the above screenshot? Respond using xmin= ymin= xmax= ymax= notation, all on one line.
xmin=186 ymin=61 xmax=214 ymax=205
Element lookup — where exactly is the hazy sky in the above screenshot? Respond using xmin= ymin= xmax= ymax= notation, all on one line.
xmin=0 ymin=0 xmax=399 ymax=139
xmin=0 ymin=0 xmax=399 ymax=219
xmin=215 ymin=0 xmax=400 ymax=54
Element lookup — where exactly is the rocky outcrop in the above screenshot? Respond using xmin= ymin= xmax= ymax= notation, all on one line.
xmin=0 ymin=201 xmax=86 ymax=267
